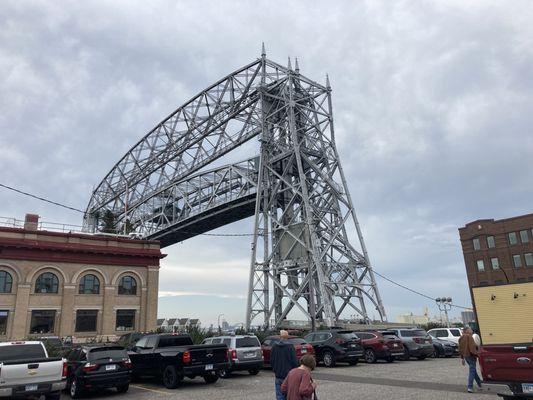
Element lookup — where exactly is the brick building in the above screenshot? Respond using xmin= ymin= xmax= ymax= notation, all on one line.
xmin=0 ymin=214 xmax=164 ymax=340
xmin=459 ymin=213 xmax=533 ymax=287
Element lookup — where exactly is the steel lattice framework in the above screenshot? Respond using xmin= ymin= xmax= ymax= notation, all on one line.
xmin=84 ymin=47 xmax=386 ymax=329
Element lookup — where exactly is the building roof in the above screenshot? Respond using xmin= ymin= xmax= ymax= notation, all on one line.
xmin=167 ymin=318 xmax=177 ymax=325
xmin=178 ymin=318 xmax=189 ymax=325
xmin=156 ymin=318 xmax=166 ymax=325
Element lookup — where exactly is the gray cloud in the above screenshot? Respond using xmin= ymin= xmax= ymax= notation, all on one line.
xmin=1 ymin=0 xmax=532 ymax=324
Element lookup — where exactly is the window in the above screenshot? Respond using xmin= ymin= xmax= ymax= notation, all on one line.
xmin=116 ymin=310 xmax=135 ymax=331
xmin=0 ymin=344 xmax=46 ymax=361
xmin=435 ymin=330 xmax=448 ymax=338
xmin=0 ymin=271 xmax=13 ymax=293
xmin=476 ymin=260 xmax=485 ymax=272
xmin=520 ymin=230 xmax=529 ymax=243
xmin=236 ymin=337 xmax=261 ymax=348
xmin=486 ymin=236 xmax=495 ymax=249
xmin=450 ymin=329 xmax=461 ymax=337
xmin=473 ymin=238 xmax=480 ymax=250
xmin=508 ymin=232 xmax=518 ymax=245
xmin=30 ymin=310 xmax=56 ymax=334
xmin=513 ymin=254 xmax=522 ymax=268
xmin=525 ymin=253 xmax=533 ymax=267
xmin=79 ymin=274 xmax=100 ymax=294
xmin=0 ymin=310 xmax=8 ymax=335
xmin=35 ymin=273 xmax=59 ymax=293
xmin=75 ymin=310 xmax=98 ymax=332
xmin=118 ymin=276 xmax=137 ymax=295
xmin=491 ymin=257 xmax=500 ymax=270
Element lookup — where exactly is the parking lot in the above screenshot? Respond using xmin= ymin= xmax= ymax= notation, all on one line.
xmin=59 ymin=357 xmax=490 ymax=400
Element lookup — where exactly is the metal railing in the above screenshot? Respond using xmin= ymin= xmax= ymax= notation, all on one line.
xmin=0 ymin=216 xmax=85 ymax=234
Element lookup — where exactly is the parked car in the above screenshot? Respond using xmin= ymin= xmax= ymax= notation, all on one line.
xmin=353 ymin=330 xmax=404 ymax=363
xmin=65 ymin=344 xmax=131 ymax=398
xmin=0 ymin=341 xmax=67 ymax=400
xmin=388 ymin=328 xmax=434 ymax=360
xmin=431 ymin=338 xmax=457 ymax=358
xmin=427 ymin=328 xmax=462 ymax=344
xmin=128 ymin=333 xmax=228 ymax=388
xmin=304 ymin=330 xmax=363 ymax=367
xmin=202 ymin=335 xmax=263 ymax=378
xmin=116 ymin=332 xmax=146 ymax=350
xmin=261 ymin=336 xmax=314 ymax=367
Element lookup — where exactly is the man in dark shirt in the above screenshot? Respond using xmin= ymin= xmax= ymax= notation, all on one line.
xmin=271 ymin=330 xmax=299 ymax=400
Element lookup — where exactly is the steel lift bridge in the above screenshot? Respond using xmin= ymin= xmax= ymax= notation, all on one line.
xmin=84 ymin=47 xmax=387 ymax=329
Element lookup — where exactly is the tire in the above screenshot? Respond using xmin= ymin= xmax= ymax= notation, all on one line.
xmin=116 ymin=384 xmax=129 ymax=393
xmin=248 ymin=369 xmax=260 ymax=375
xmin=218 ymin=369 xmax=231 ymax=379
xmin=45 ymin=391 xmax=61 ymax=400
xmin=402 ymin=348 xmax=410 ymax=361
xmin=70 ymin=379 xmax=83 ymax=399
xmin=386 ymin=356 xmax=394 ymax=363
xmin=162 ymin=365 xmax=182 ymax=389
xmin=348 ymin=359 xmax=359 ymax=366
xmin=322 ymin=350 xmax=336 ymax=368
xmin=364 ymin=348 xmax=377 ymax=364
xmin=203 ymin=372 xmax=219 ymax=384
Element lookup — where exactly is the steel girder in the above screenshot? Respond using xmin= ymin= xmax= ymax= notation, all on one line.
xmin=84 ymin=50 xmax=386 ymax=329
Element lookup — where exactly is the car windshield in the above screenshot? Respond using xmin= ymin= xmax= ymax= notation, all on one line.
xmin=236 ymin=337 xmax=260 ymax=348
xmin=288 ymin=338 xmax=307 ymax=345
xmin=0 ymin=344 xmax=46 ymax=361
xmin=380 ymin=331 xmax=399 ymax=339
xmin=400 ymin=330 xmax=427 ymax=337
xmin=88 ymin=347 xmax=127 ymax=361
xmin=337 ymin=331 xmax=358 ymax=340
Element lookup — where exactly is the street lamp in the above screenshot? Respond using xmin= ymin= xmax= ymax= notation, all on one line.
xmin=435 ymin=297 xmax=452 ymax=327
xmin=217 ymin=314 xmax=225 ymax=332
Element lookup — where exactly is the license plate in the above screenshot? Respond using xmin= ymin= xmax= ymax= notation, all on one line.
xmin=393 ymin=344 xmax=398 ymax=347
xmin=25 ymin=384 xmax=38 ymax=392
xmin=523 ymin=384 xmax=533 ymax=393
xmin=301 ymin=348 xmax=307 ymax=354
xmin=205 ymin=364 xmax=213 ymax=371
xmin=106 ymin=364 xmax=117 ymax=371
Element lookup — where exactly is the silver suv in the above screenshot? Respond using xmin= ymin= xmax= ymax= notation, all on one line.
xmin=202 ymin=335 xmax=263 ymax=378
xmin=388 ymin=328 xmax=434 ymax=360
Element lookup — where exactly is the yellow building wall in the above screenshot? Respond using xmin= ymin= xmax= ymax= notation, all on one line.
xmin=473 ymin=282 xmax=533 ymax=345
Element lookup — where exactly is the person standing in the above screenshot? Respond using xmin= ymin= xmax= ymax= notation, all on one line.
xmin=459 ymin=327 xmax=482 ymax=393
xmin=271 ymin=330 xmax=299 ymax=400
xmin=281 ymin=354 xmax=317 ymax=400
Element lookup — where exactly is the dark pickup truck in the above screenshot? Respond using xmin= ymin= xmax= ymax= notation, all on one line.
xmin=128 ymin=333 xmax=228 ymax=389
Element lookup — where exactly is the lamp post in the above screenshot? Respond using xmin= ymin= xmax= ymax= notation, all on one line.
xmin=435 ymin=297 xmax=452 ymax=327
xmin=217 ymin=314 xmax=225 ymax=333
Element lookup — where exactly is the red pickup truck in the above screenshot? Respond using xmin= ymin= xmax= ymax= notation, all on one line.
xmin=471 ymin=283 xmax=533 ymax=399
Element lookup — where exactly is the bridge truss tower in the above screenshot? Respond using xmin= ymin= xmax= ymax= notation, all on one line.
xmin=246 ymin=50 xmax=386 ymax=330
xmin=84 ymin=47 xmax=386 ymax=330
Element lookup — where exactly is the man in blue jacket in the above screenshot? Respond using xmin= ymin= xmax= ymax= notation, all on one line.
xmin=271 ymin=330 xmax=299 ymax=400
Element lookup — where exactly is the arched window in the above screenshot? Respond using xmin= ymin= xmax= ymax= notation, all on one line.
xmin=35 ymin=272 xmax=59 ymax=293
xmin=79 ymin=274 xmax=100 ymax=294
xmin=118 ymin=276 xmax=137 ymax=295
xmin=0 ymin=271 xmax=13 ymax=293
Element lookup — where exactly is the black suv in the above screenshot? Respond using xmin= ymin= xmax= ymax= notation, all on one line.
xmin=304 ymin=330 xmax=364 ymax=367
xmin=65 ymin=345 xmax=131 ymax=398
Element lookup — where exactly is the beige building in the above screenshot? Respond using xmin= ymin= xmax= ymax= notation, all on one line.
xmin=0 ymin=214 xmax=164 ymax=341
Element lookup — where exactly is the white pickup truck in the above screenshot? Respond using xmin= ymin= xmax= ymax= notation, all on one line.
xmin=0 ymin=341 xmax=66 ymax=399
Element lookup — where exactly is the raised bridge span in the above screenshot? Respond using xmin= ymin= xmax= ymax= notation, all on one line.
xmin=84 ymin=47 xmax=386 ymax=329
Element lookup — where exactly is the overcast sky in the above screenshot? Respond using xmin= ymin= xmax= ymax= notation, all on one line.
xmin=1 ymin=0 xmax=532 ymax=326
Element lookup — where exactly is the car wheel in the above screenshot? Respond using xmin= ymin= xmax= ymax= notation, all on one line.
xmin=348 ymin=360 xmax=359 ymax=366
xmin=364 ymin=349 xmax=377 ymax=364
xmin=203 ymin=372 xmax=219 ymax=384
xmin=45 ymin=391 xmax=61 ymax=400
xmin=386 ymin=356 xmax=394 ymax=363
xmin=402 ymin=348 xmax=410 ymax=361
xmin=322 ymin=350 xmax=336 ymax=368
xmin=219 ymin=369 xmax=231 ymax=379
xmin=70 ymin=379 xmax=83 ymax=399
xmin=162 ymin=365 xmax=182 ymax=389
xmin=116 ymin=384 xmax=129 ymax=393
xmin=248 ymin=369 xmax=260 ymax=375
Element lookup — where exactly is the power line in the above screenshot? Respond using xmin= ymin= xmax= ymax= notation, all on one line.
xmin=0 ymin=183 xmax=85 ymax=213
xmin=373 ymin=270 xmax=471 ymax=310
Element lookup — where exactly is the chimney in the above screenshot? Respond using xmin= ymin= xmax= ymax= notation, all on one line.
xmin=24 ymin=214 xmax=39 ymax=231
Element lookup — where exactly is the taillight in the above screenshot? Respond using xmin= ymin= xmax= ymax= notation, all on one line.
xmin=62 ymin=360 xmax=68 ymax=379
xmin=182 ymin=351 xmax=191 ymax=364
xmin=307 ymin=345 xmax=314 ymax=354
xmin=123 ymin=359 xmax=132 ymax=369
xmin=335 ymin=339 xmax=346 ymax=344
xmin=228 ymin=349 xmax=237 ymax=360
xmin=82 ymin=363 xmax=98 ymax=373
